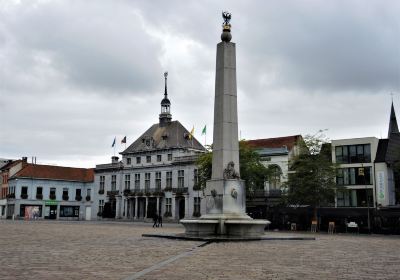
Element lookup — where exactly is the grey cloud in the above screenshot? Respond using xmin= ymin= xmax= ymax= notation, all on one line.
xmin=1 ymin=0 xmax=399 ymax=168
xmin=238 ymin=1 xmax=400 ymax=93
xmin=2 ymin=1 xmax=163 ymax=95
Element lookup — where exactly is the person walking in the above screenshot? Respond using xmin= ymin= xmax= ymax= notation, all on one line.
xmin=157 ymin=213 xmax=163 ymax=228
xmin=153 ymin=213 xmax=158 ymax=228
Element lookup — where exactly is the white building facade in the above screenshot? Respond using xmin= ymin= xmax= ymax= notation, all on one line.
xmin=93 ymin=76 xmax=206 ymax=221
xmin=5 ymin=162 xmax=94 ymax=220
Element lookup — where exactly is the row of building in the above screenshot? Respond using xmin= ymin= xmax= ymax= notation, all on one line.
xmin=1 ymin=82 xmax=399 ymax=232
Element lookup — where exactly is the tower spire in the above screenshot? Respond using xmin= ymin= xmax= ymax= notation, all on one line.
xmin=388 ymin=101 xmax=399 ymax=137
xmin=159 ymin=71 xmax=172 ymax=126
xmin=164 ymin=71 xmax=168 ymax=98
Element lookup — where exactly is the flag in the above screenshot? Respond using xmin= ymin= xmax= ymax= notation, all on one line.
xmin=111 ymin=137 xmax=116 ymax=147
xmin=121 ymin=136 xmax=126 ymax=144
xmin=201 ymin=125 xmax=206 ymax=135
xmin=189 ymin=126 xmax=194 ymax=140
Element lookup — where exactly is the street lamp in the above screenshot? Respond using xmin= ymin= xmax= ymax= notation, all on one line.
xmin=359 ymin=164 xmax=371 ymax=233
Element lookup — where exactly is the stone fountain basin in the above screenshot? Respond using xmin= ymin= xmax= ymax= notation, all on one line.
xmin=180 ymin=218 xmax=270 ymax=237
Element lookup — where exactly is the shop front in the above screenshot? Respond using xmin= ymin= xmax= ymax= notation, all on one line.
xmin=44 ymin=200 xmax=58 ymax=219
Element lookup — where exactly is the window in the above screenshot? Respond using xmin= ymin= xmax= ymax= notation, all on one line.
xmin=125 ymin=174 xmax=131 ymax=190
xmin=21 ymin=186 xmax=28 ymax=199
xmin=21 ymin=186 xmax=28 ymax=195
xmin=193 ymin=197 xmax=201 ymax=216
xmin=268 ymin=165 xmax=282 ymax=190
xmin=193 ymin=169 xmax=199 ymax=188
xmin=50 ymin=188 xmax=56 ymax=200
xmin=99 ymin=176 xmax=105 ymax=191
xmin=98 ymin=200 xmax=104 ymax=215
xmin=336 ymin=167 xmax=372 ymax=185
xmin=145 ymin=173 xmax=150 ymax=191
xmin=157 ymin=155 xmax=162 ymax=162
xmin=146 ymin=156 xmax=151 ymax=163
xmin=335 ymin=144 xmax=371 ymax=163
xmin=168 ymin=154 xmax=172 ymax=161
xmin=178 ymin=170 xmax=184 ymax=188
xmin=75 ymin=189 xmax=82 ymax=200
xmin=166 ymin=171 xmax=172 ymax=189
xmin=134 ymin=174 xmax=140 ymax=190
xmin=87 ymin=188 xmax=91 ymax=197
xmin=111 ymin=175 xmax=116 ymax=191
xmin=155 ymin=172 xmax=161 ymax=190
xmin=62 ymin=188 xmax=69 ymax=200
xmin=136 ymin=157 xmax=141 ymax=164
xmin=36 ymin=187 xmax=43 ymax=199
xmin=337 ymin=189 xmax=373 ymax=207
xmin=165 ymin=198 xmax=172 ymax=214
xmin=127 ymin=158 xmax=131 ymax=165
xmin=8 ymin=186 xmax=15 ymax=195
xmin=60 ymin=206 xmax=79 ymax=217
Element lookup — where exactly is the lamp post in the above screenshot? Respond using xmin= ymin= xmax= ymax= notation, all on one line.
xmin=359 ymin=164 xmax=371 ymax=233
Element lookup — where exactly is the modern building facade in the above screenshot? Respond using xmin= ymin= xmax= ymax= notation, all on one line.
xmin=332 ymin=103 xmax=399 ymax=209
xmin=322 ymin=103 xmax=400 ymax=232
xmin=94 ymin=74 xmax=206 ymax=221
xmin=4 ymin=161 xmax=94 ymax=220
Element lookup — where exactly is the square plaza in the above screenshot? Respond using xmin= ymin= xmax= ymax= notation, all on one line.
xmin=1 ymin=220 xmax=399 ymax=280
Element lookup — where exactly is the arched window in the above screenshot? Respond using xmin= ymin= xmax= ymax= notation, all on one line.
xmin=268 ymin=165 xmax=282 ymax=190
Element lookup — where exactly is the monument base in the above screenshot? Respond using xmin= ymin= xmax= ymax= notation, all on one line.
xmin=181 ymin=178 xmax=270 ymax=237
xmin=180 ymin=218 xmax=270 ymax=237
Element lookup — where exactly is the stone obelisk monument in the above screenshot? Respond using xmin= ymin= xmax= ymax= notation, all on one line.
xmin=181 ymin=12 xmax=269 ymax=237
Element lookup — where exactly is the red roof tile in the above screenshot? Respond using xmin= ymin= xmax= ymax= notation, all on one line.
xmin=12 ymin=164 xmax=94 ymax=183
xmin=246 ymin=135 xmax=302 ymax=151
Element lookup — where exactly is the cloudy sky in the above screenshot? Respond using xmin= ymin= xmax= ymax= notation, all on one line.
xmin=1 ymin=0 xmax=399 ymax=167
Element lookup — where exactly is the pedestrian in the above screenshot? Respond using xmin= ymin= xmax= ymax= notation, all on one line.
xmin=157 ymin=214 xmax=163 ymax=228
xmin=153 ymin=213 xmax=158 ymax=228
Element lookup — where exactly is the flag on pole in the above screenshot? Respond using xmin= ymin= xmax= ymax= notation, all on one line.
xmin=189 ymin=126 xmax=194 ymax=140
xmin=201 ymin=125 xmax=206 ymax=135
xmin=121 ymin=136 xmax=126 ymax=144
xmin=111 ymin=137 xmax=116 ymax=147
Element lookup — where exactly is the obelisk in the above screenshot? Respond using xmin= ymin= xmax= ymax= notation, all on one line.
xmin=181 ymin=12 xmax=269 ymax=237
xmin=202 ymin=12 xmax=247 ymax=221
xmin=211 ymin=15 xmax=239 ymax=180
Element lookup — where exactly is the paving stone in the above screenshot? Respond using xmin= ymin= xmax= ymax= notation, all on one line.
xmin=0 ymin=220 xmax=399 ymax=280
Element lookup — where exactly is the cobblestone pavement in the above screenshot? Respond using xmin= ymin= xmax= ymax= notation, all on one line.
xmin=0 ymin=220 xmax=399 ymax=280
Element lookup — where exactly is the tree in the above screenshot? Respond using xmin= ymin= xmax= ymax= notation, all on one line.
xmin=197 ymin=141 xmax=270 ymax=194
xmin=283 ymin=131 xmax=338 ymax=221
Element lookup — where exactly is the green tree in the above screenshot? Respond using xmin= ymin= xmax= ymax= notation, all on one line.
xmin=196 ymin=141 xmax=270 ymax=194
xmin=283 ymin=131 xmax=338 ymax=221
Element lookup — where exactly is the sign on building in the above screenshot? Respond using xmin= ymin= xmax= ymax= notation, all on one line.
xmin=377 ymin=171 xmax=386 ymax=205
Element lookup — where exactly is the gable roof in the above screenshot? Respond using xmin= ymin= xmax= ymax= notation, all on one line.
xmin=245 ymin=135 xmax=302 ymax=151
xmin=121 ymin=120 xmax=205 ymax=154
xmin=11 ymin=164 xmax=94 ymax=183
xmin=0 ymin=160 xmax=23 ymax=172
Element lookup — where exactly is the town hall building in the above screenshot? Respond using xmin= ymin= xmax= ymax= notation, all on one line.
xmin=94 ymin=73 xmax=206 ymax=221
